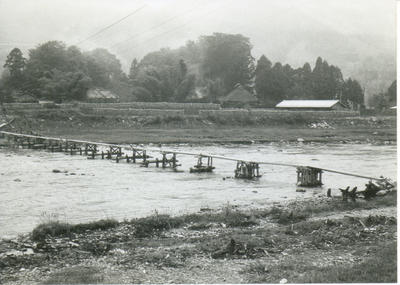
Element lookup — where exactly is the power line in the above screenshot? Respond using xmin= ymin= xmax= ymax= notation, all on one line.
xmin=76 ymin=4 xmax=147 ymax=46
xmin=109 ymin=1 xmax=203 ymax=50
xmin=115 ymin=2 xmax=225 ymax=57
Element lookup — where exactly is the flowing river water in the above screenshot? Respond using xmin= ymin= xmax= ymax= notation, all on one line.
xmin=0 ymin=142 xmax=396 ymax=238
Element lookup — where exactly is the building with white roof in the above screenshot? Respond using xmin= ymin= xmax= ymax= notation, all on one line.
xmin=275 ymin=100 xmax=347 ymax=111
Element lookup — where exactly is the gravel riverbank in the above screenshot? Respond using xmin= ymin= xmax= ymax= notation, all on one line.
xmin=0 ymin=192 xmax=396 ymax=284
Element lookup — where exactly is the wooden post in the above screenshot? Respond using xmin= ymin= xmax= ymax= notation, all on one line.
xmin=162 ymin=153 xmax=166 ymax=168
xmin=172 ymin=153 xmax=177 ymax=169
xmin=143 ymin=150 xmax=147 ymax=163
xmin=156 ymin=158 xmax=159 ymax=167
xmin=132 ymin=151 xmax=136 ymax=163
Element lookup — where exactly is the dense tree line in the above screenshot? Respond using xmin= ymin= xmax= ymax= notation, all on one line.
xmin=129 ymin=33 xmax=365 ymax=107
xmin=0 ymin=41 xmax=128 ymax=103
xmin=0 ymin=33 xmax=370 ymax=107
xmin=255 ymin=55 xmax=364 ymax=107
xmin=129 ymin=33 xmax=254 ymax=102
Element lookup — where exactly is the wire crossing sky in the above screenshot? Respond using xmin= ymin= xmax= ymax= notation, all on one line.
xmin=75 ymin=4 xmax=147 ymax=46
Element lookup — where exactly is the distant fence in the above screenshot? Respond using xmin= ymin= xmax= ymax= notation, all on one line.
xmin=3 ymin=103 xmax=364 ymax=119
xmin=199 ymin=109 xmax=360 ymax=119
xmin=90 ymin=108 xmax=185 ymax=117
xmin=76 ymin=102 xmax=221 ymax=111
xmin=2 ymin=102 xmax=221 ymax=115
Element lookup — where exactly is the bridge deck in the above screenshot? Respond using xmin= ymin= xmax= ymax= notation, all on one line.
xmin=0 ymin=130 xmax=385 ymax=181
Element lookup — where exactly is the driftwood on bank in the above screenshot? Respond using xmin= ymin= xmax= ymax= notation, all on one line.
xmin=339 ymin=178 xmax=396 ymax=201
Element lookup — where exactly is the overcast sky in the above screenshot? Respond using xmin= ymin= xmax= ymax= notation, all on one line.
xmin=0 ymin=0 xmax=396 ymax=72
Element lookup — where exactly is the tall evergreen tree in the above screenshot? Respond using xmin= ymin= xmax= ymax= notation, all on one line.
xmin=129 ymin=58 xmax=139 ymax=80
xmin=3 ymin=48 xmax=26 ymax=90
xmin=311 ymin=57 xmax=343 ymax=100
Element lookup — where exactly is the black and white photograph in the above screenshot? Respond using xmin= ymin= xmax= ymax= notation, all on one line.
xmin=0 ymin=0 xmax=397 ymax=283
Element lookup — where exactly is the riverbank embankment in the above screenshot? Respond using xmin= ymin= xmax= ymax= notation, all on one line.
xmin=0 ymin=104 xmax=396 ymax=144
xmin=0 ymin=193 xmax=396 ymax=284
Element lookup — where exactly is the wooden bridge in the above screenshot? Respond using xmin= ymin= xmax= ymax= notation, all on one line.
xmin=0 ymin=130 xmax=387 ymax=186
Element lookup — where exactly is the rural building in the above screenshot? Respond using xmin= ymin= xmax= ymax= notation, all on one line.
xmin=219 ymin=85 xmax=258 ymax=108
xmin=86 ymin=88 xmax=119 ymax=103
xmin=275 ymin=100 xmax=347 ymax=111
xmin=11 ymin=91 xmax=37 ymax=103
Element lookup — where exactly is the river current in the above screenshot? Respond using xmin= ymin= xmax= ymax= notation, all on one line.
xmin=0 ymin=142 xmax=396 ymax=238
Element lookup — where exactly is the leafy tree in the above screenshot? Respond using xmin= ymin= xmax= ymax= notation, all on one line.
xmin=38 ymin=70 xmax=91 ymax=102
xmin=132 ymin=67 xmax=162 ymax=102
xmin=24 ymin=41 xmax=72 ymax=97
xmin=85 ymin=48 xmax=124 ymax=85
xmin=201 ymin=33 xmax=255 ymax=95
xmin=132 ymin=52 xmax=195 ymax=102
xmin=342 ymin=78 xmax=364 ymax=108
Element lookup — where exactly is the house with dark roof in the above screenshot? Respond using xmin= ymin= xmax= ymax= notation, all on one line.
xmin=275 ymin=100 xmax=347 ymax=111
xmin=218 ymin=85 xmax=258 ymax=108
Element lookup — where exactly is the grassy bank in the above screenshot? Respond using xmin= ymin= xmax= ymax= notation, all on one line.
xmin=0 ymin=193 xmax=396 ymax=284
xmin=2 ymin=110 xmax=396 ymax=144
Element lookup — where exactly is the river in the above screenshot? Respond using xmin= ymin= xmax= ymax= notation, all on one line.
xmin=0 ymin=142 xmax=396 ymax=238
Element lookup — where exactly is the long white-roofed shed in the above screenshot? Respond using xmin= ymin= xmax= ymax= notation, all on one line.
xmin=275 ymin=100 xmax=347 ymax=111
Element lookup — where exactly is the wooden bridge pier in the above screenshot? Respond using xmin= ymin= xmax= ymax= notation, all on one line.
xmin=234 ymin=161 xmax=261 ymax=179
xmin=296 ymin=166 xmax=323 ymax=187
xmin=0 ymin=131 xmax=389 ymax=187
xmin=142 ymin=152 xmax=179 ymax=169
xmin=190 ymin=156 xmax=215 ymax=173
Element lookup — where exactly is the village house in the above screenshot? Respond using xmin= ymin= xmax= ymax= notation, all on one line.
xmin=218 ymin=84 xmax=258 ymax=108
xmin=275 ymin=100 xmax=347 ymax=111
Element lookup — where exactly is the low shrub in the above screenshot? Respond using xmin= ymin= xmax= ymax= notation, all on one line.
xmin=131 ymin=213 xmax=184 ymax=238
xmin=31 ymin=221 xmax=71 ymax=242
xmin=31 ymin=219 xmax=119 ymax=241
